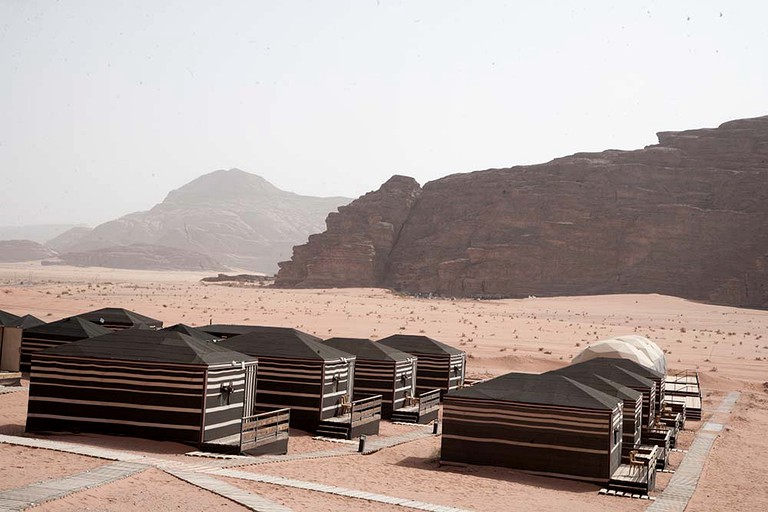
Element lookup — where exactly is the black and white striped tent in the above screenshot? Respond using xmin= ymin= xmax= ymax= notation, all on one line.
xmin=552 ymin=358 xmax=657 ymax=428
xmin=378 ymin=334 xmax=466 ymax=396
xmin=545 ymin=365 xmax=643 ymax=463
xmin=26 ymin=329 xmax=259 ymax=448
xmin=74 ymin=307 xmax=163 ymax=330
xmin=1 ymin=313 xmax=45 ymax=372
xmin=219 ymin=327 xmax=376 ymax=436
xmin=441 ymin=372 xmax=623 ymax=485
xmin=602 ymin=358 xmax=666 ymax=413
xmin=323 ymin=337 xmax=416 ymax=419
xmin=19 ymin=317 xmax=112 ymax=373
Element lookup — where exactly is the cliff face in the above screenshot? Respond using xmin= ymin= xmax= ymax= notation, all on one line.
xmin=0 ymin=240 xmax=57 ymax=262
xmin=275 ymin=116 xmax=768 ymax=309
xmin=42 ymin=244 xmax=225 ymax=271
xmin=275 ymin=175 xmax=422 ymax=287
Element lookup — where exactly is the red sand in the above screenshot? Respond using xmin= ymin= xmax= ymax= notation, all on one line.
xmin=1 ymin=262 xmax=766 ymax=511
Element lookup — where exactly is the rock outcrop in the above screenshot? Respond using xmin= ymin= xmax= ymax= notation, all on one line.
xmin=0 ymin=240 xmax=57 ymax=262
xmin=275 ymin=175 xmax=422 ymax=287
xmin=45 ymin=226 xmax=93 ymax=252
xmin=275 ymin=116 xmax=768 ymax=309
xmin=58 ymin=169 xmax=350 ymax=272
xmin=42 ymin=244 xmax=225 ymax=271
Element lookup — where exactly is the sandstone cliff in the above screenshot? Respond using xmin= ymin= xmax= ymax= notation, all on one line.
xmin=59 ymin=169 xmax=350 ymax=272
xmin=0 ymin=240 xmax=57 ymax=262
xmin=275 ymin=116 xmax=768 ymax=309
xmin=42 ymin=244 xmax=225 ymax=271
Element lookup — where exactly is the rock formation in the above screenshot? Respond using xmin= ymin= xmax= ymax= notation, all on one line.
xmin=58 ymin=169 xmax=350 ymax=272
xmin=275 ymin=116 xmax=768 ymax=309
xmin=45 ymin=226 xmax=93 ymax=253
xmin=0 ymin=240 xmax=57 ymax=262
xmin=42 ymin=244 xmax=225 ymax=271
xmin=275 ymin=175 xmax=422 ymax=287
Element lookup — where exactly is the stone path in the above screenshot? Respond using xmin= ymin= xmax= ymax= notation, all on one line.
xmin=209 ymin=467 xmax=471 ymax=512
xmin=0 ymin=386 xmax=26 ymax=395
xmin=165 ymin=468 xmax=293 ymax=512
xmin=0 ymin=428 xmax=454 ymax=511
xmin=0 ymin=461 xmax=147 ymax=511
xmin=646 ymin=391 xmax=740 ymax=512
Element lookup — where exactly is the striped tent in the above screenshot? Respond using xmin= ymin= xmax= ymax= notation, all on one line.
xmin=323 ymin=337 xmax=416 ymax=419
xmin=218 ymin=327 xmax=361 ymax=433
xmin=604 ymin=358 xmax=666 ymax=413
xmin=1 ymin=314 xmax=45 ymax=372
xmin=545 ymin=365 xmax=643 ymax=463
xmin=441 ymin=372 xmax=623 ymax=484
xmin=74 ymin=308 xmax=163 ymax=330
xmin=26 ymin=329 xmax=258 ymax=448
xmin=20 ymin=317 xmax=112 ymax=373
xmin=378 ymin=334 xmax=466 ymax=396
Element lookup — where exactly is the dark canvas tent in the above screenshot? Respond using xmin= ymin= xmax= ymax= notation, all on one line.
xmin=601 ymin=358 xmax=666 ymax=412
xmin=74 ymin=307 xmax=163 ymax=330
xmin=162 ymin=323 xmax=220 ymax=342
xmin=20 ymin=317 xmax=112 ymax=373
xmin=24 ymin=329 xmax=287 ymax=453
xmin=441 ymin=372 xmax=623 ymax=485
xmin=323 ymin=338 xmax=436 ymax=423
xmin=545 ymin=365 xmax=643 ymax=463
xmin=378 ymin=334 xmax=466 ymax=396
xmin=1 ymin=313 xmax=45 ymax=372
xmin=220 ymin=327 xmax=381 ymax=439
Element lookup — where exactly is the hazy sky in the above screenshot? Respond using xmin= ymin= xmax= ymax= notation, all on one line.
xmin=2 ymin=1 xmax=766 ymax=227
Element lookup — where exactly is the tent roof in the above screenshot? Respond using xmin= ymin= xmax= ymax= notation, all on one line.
xmin=200 ymin=324 xmax=262 ymax=337
xmin=162 ymin=323 xmax=220 ymax=342
xmin=74 ymin=307 xmax=163 ymax=327
xmin=550 ymin=358 xmax=656 ymax=389
xmin=324 ymin=337 xmax=414 ymax=362
xmin=544 ymin=365 xmax=642 ymax=402
xmin=24 ymin=316 xmax=113 ymax=339
xmin=8 ymin=314 xmax=46 ymax=329
xmin=447 ymin=372 xmax=621 ymax=410
xmin=40 ymin=329 xmax=256 ymax=366
xmin=219 ymin=327 xmax=355 ymax=362
xmin=378 ymin=334 xmax=464 ymax=356
xmin=0 ymin=309 xmax=21 ymax=326
xmin=600 ymin=357 xmax=665 ymax=381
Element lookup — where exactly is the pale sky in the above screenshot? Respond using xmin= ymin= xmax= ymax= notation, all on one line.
xmin=1 ymin=0 xmax=766 ymax=226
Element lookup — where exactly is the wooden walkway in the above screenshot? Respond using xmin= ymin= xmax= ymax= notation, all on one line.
xmin=0 ymin=426 xmax=453 ymax=511
xmin=645 ymin=391 xmax=740 ymax=512
xmin=0 ymin=461 xmax=147 ymax=511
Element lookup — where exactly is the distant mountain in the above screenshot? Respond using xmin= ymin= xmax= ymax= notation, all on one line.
xmin=0 ymin=224 xmax=88 ymax=244
xmin=42 ymin=244 xmax=225 ymax=271
xmin=0 ymin=240 xmax=57 ymax=262
xmin=45 ymin=226 xmax=93 ymax=252
xmin=58 ymin=169 xmax=351 ymax=272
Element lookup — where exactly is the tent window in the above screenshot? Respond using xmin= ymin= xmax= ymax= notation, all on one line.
xmin=613 ymin=428 xmax=620 ymax=445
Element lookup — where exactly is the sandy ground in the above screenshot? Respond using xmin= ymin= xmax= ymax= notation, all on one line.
xmin=0 ymin=262 xmax=767 ymax=511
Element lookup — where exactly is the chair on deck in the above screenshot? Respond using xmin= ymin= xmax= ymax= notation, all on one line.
xmin=339 ymin=394 xmax=352 ymax=415
xmin=628 ymin=450 xmax=646 ymax=475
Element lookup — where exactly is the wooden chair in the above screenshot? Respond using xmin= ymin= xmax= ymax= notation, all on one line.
xmin=628 ymin=450 xmax=646 ymax=475
xmin=339 ymin=394 xmax=352 ymax=415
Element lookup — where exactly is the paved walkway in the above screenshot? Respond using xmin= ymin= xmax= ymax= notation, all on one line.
xmin=646 ymin=391 xmax=740 ymax=512
xmin=0 ymin=386 xmax=26 ymax=395
xmin=0 ymin=461 xmax=147 ymax=512
xmin=0 ymin=428 xmax=455 ymax=511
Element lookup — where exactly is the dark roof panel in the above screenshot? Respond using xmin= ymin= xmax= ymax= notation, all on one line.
xmin=0 ymin=309 xmax=21 ymax=326
xmin=547 ymin=359 xmax=656 ymax=389
xmin=219 ymin=326 xmax=354 ymax=361
xmin=74 ymin=308 xmax=163 ymax=328
xmin=324 ymin=337 xmax=414 ymax=362
xmin=162 ymin=323 xmax=220 ymax=342
xmin=24 ymin=317 xmax=113 ymax=340
xmin=40 ymin=329 xmax=256 ymax=366
xmin=377 ymin=334 xmax=464 ymax=356
xmin=8 ymin=314 xmax=46 ymax=329
xmin=447 ymin=372 xmax=621 ymax=410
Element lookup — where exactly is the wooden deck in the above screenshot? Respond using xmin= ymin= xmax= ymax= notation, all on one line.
xmin=608 ymin=445 xmax=659 ymax=494
xmin=665 ymin=370 xmax=702 ymax=420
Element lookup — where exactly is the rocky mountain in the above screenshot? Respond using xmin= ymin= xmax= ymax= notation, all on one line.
xmin=0 ymin=224 xmax=86 ymax=244
xmin=59 ymin=169 xmax=350 ymax=272
xmin=42 ymin=244 xmax=225 ymax=271
xmin=0 ymin=240 xmax=57 ymax=262
xmin=45 ymin=226 xmax=93 ymax=252
xmin=275 ymin=115 xmax=768 ymax=309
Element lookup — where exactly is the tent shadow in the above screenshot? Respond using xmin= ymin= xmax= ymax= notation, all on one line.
xmin=394 ymin=456 xmax=601 ymax=494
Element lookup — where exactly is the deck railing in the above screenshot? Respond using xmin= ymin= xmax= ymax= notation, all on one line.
xmin=418 ymin=389 xmax=441 ymax=416
xmin=240 ymin=408 xmax=290 ymax=453
xmin=350 ymin=395 xmax=382 ymax=425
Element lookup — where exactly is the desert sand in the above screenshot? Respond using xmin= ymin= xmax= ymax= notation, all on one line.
xmin=1 ymin=262 xmax=766 ymax=511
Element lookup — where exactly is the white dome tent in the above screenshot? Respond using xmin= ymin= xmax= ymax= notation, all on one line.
xmin=571 ymin=338 xmax=656 ymax=370
xmin=612 ymin=335 xmax=666 ymax=374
